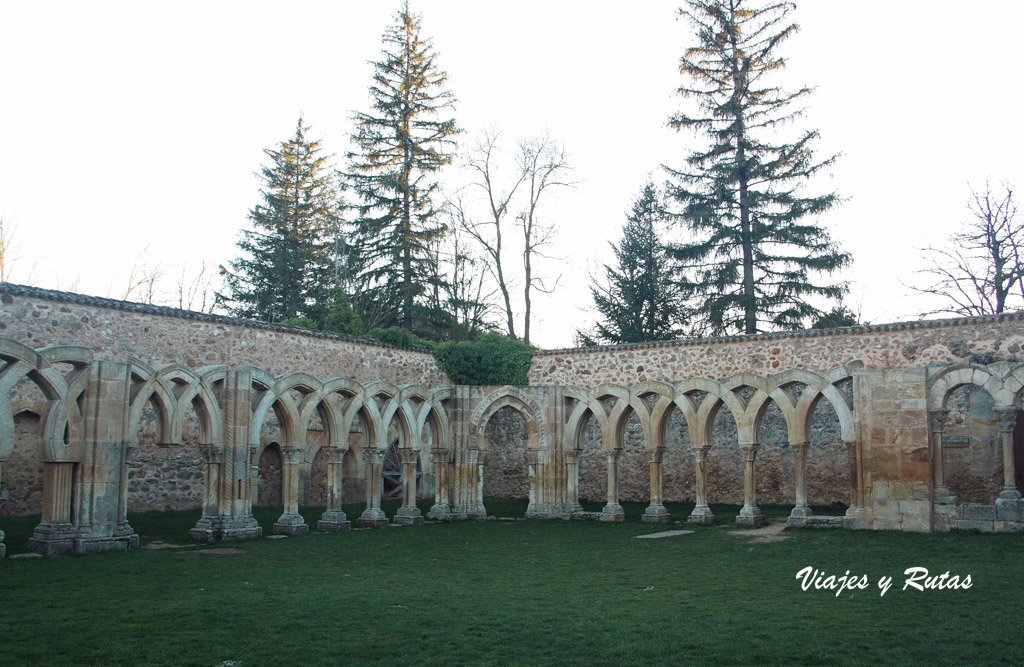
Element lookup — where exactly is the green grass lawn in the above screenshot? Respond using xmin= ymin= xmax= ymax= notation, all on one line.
xmin=2 ymin=500 xmax=1021 ymax=666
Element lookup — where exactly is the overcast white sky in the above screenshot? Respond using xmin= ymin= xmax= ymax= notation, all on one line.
xmin=1 ymin=1 xmax=1022 ymax=349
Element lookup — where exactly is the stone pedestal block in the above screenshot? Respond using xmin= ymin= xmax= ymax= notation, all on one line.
xmin=736 ymin=505 xmax=765 ymax=526
xmin=27 ymin=522 xmax=78 ymax=556
xmin=273 ymin=512 xmax=309 ymax=536
xmin=687 ymin=505 xmax=715 ymax=524
xmin=600 ymin=504 xmax=625 ymax=522
xmin=786 ymin=505 xmax=813 ymax=527
xmin=75 ymin=535 xmax=138 ymax=553
xmin=317 ymin=511 xmax=352 ymax=532
xmin=357 ymin=507 xmax=389 ymax=528
xmin=222 ymin=516 xmax=263 ymax=541
xmin=426 ymin=503 xmax=454 ymax=521
xmin=642 ymin=504 xmax=671 ymax=523
xmin=393 ymin=506 xmax=425 ymax=526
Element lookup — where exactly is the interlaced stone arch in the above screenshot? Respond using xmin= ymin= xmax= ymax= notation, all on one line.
xmin=471 ymin=386 xmax=549 ymax=452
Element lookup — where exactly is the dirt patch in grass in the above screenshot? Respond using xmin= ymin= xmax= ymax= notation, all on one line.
xmin=727 ymin=522 xmax=791 ymax=544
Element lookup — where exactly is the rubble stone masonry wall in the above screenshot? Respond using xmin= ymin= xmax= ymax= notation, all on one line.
xmin=530 ymin=314 xmax=1024 ymax=384
xmin=0 ymin=283 xmax=450 ymax=385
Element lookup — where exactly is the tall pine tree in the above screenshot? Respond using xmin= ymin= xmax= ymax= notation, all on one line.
xmin=666 ymin=0 xmax=849 ymax=335
xmin=347 ymin=1 xmax=459 ymax=332
xmin=581 ymin=183 xmax=683 ymax=345
xmin=219 ymin=116 xmax=339 ymax=323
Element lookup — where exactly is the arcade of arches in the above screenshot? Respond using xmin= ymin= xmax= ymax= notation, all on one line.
xmin=3 ymin=341 xmax=1024 ymax=557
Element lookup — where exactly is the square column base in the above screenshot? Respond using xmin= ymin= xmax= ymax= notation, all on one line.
xmin=427 ymin=504 xmax=454 ymax=521
xmin=642 ymin=504 xmax=672 ymax=523
xmin=357 ymin=507 xmax=389 ymax=528
xmin=687 ymin=505 xmax=715 ymax=524
xmin=317 ymin=511 xmax=351 ymax=532
xmin=843 ymin=506 xmax=870 ymax=530
xmin=273 ymin=513 xmax=309 ymax=536
xmin=75 ymin=535 xmax=138 ymax=554
xmin=28 ymin=522 xmax=77 ymax=556
xmin=786 ymin=505 xmax=813 ymax=527
xmin=736 ymin=506 xmax=765 ymax=526
xmin=394 ymin=506 xmax=425 ymax=526
xmin=600 ymin=504 xmax=625 ymax=522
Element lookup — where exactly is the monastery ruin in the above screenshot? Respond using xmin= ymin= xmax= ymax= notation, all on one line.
xmin=1 ymin=282 xmax=1024 ymax=557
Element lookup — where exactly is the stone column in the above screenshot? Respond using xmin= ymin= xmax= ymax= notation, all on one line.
xmin=787 ymin=442 xmax=812 ymax=526
xmin=525 ymin=449 xmax=546 ymax=518
xmin=0 ymin=460 xmax=5 ymax=559
xmin=394 ymin=448 xmax=424 ymax=525
xmin=687 ymin=445 xmax=714 ymax=524
xmin=358 ymin=447 xmax=389 ymax=527
xmin=190 ymin=443 xmax=225 ymax=542
xmin=995 ymin=408 xmax=1022 ymax=500
xmin=427 ymin=447 xmax=453 ymax=520
xmin=468 ymin=447 xmax=487 ymax=519
xmin=28 ymin=462 xmax=77 ymax=554
xmin=737 ymin=444 xmax=765 ymax=526
xmin=318 ymin=447 xmax=351 ymax=532
xmin=928 ymin=409 xmax=956 ymax=503
xmin=642 ymin=447 xmax=670 ymax=523
xmin=273 ymin=446 xmax=309 ymax=536
xmin=116 ymin=442 xmax=138 ymax=539
xmin=214 ymin=368 xmax=261 ymax=542
xmin=564 ymin=450 xmax=583 ymax=515
xmin=600 ymin=449 xmax=625 ymax=521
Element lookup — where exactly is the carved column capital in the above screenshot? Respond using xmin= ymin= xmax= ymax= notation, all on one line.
xmin=431 ymin=448 xmax=451 ymax=464
xmin=605 ymin=448 xmax=622 ymax=464
xmin=365 ymin=447 xmax=385 ymax=464
xmin=398 ymin=447 xmax=418 ymax=464
xmin=739 ymin=444 xmax=759 ymax=463
xmin=692 ymin=445 xmax=710 ymax=463
xmin=928 ymin=409 xmax=950 ymax=433
xmin=199 ymin=443 xmax=224 ymax=464
xmin=994 ymin=407 xmax=1018 ymax=433
xmin=282 ymin=446 xmax=303 ymax=465
xmin=526 ymin=449 xmax=540 ymax=466
xmin=791 ymin=442 xmax=809 ymax=459
xmin=324 ymin=447 xmax=343 ymax=464
xmin=649 ymin=447 xmax=665 ymax=464
xmin=565 ymin=450 xmax=580 ymax=465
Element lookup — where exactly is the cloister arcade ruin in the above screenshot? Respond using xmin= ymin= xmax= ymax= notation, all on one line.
xmin=1 ymin=283 xmax=1024 ymax=557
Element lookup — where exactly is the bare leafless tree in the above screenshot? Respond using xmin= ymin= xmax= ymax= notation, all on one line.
xmin=123 ymin=246 xmax=163 ymax=303
xmin=516 ymin=135 xmax=575 ymax=345
xmin=454 ymin=128 xmax=530 ymax=338
xmin=911 ymin=181 xmax=1023 ymax=316
xmin=174 ymin=260 xmax=217 ymax=312
xmin=0 ymin=215 xmax=19 ymax=283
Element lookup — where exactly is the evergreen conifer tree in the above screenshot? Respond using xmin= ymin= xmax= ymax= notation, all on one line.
xmin=582 ymin=183 xmax=683 ymax=344
xmin=666 ymin=0 xmax=850 ymax=335
xmin=347 ymin=1 xmax=459 ymax=331
xmin=219 ymin=116 xmax=339 ymax=323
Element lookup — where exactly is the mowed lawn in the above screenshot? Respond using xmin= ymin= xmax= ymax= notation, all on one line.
xmin=1 ymin=500 xmax=1022 ymax=666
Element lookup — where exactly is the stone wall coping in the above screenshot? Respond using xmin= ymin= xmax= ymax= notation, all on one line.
xmin=0 ymin=281 xmax=434 ymax=354
xmin=534 ymin=311 xmax=1024 ymax=356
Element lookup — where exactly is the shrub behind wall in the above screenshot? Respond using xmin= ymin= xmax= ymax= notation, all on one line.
xmin=435 ymin=333 xmax=533 ymax=386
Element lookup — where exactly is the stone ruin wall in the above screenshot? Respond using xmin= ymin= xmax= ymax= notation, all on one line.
xmin=4 ymin=282 xmax=1024 ymax=531
xmin=530 ymin=316 xmax=1024 ymax=384
xmin=0 ymin=284 xmax=448 ymax=515
xmin=0 ymin=284 xmax=449 ymax=383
